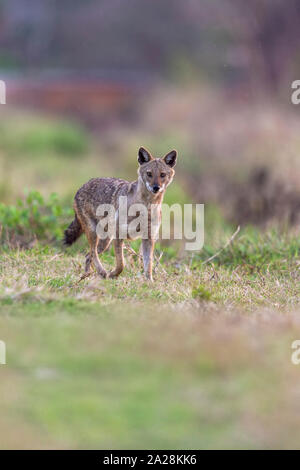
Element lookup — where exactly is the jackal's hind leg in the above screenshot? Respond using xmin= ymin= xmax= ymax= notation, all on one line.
xmin=98 ymin=237 xmax=112 ymax=254
xmin=85 ymin=237 xmax=112 ymax=276
xmin=86 ymin=232 xmax=108 ymax=278
xmin=85 ymin=252 xmax=92 ymax=274
xmin=108 ymin=239 xmax=125 ymax=278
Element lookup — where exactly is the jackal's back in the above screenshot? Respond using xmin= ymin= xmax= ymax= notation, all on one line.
xmin=75 ymin=177 xmax=130 ymax=212
xmin=64 ymin=178 xmax=129 ymax=247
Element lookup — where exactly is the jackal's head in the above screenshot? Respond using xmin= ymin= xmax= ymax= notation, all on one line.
xmin=137 ymin=147 xmax=177 ymax=196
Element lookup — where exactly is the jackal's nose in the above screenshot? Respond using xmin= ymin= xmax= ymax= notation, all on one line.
xmin=152 ymin=185 xmax=160 ymax=193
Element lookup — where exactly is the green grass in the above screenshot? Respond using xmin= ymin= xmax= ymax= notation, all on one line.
xmin=0 ymin=111 xmax=111 ymax=204
xmin=0 ymin=229 xmax=299 ymax=448
xmin=0 ymin=303 xmax=300 ymax=449
xmin=0 ymin=117 xmax=88 ymax=156
xmin=198 ymin=227 xmax=300 ymax=273
xmin=0 ymin=224 xmax=299 ymax=308
xmin=0 ymin=227 xmax=299 ymax=310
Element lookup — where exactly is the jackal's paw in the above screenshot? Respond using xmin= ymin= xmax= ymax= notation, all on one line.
xmin=145 ymin=274 xmax=153 ymax=282
xmin=108 ymin=270 xmax=121 ymax=279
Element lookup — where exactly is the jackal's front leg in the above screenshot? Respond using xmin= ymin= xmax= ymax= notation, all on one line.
xmin=142 ymin=239 xmax=155 ymax=281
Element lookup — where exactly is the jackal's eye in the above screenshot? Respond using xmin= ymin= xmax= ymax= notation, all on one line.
xmin=160 ymin=172 xmax=166 ymax=178
xmin=146 ymin=171 xmax=152 ymax=178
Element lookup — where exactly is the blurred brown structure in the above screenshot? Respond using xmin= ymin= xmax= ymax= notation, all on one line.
xmin=6 ymin=72 xmax=147 ymax=127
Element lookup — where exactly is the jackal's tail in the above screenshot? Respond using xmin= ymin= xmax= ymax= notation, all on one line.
xmin=63 ymin=216 xmax=82 ymax=246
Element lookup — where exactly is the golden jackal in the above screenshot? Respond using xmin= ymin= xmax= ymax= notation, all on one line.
xmin=64 ymin=147 xmax=177 ymax=281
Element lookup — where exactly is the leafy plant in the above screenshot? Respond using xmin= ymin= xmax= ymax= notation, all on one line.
xmin=0 ymin=190 xmax=72 ymax=246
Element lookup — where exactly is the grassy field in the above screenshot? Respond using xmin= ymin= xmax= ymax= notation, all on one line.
xmin=0 ymin=230 xmax=300 ymax=449
xmin=1 ymin=104 xmax=300 ymax=449
xmin=1 ymin=303 xmax=300 ymax=450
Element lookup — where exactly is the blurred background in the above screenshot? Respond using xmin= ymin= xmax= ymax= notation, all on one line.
xmin=1 ymin=0 xmax=300 ymax=451
xmin=1 ymin=0 xmax=300 ymax=228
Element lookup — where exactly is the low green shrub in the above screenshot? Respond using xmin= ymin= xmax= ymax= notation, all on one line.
xmin=0 ymin=190 xmax=72 ymax=246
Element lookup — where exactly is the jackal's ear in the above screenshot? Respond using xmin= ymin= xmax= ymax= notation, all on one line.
xmin=138 ymin=147 xmax=153 ymax=165
xmin=164 ymin=150 xmax=177 ymax=168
